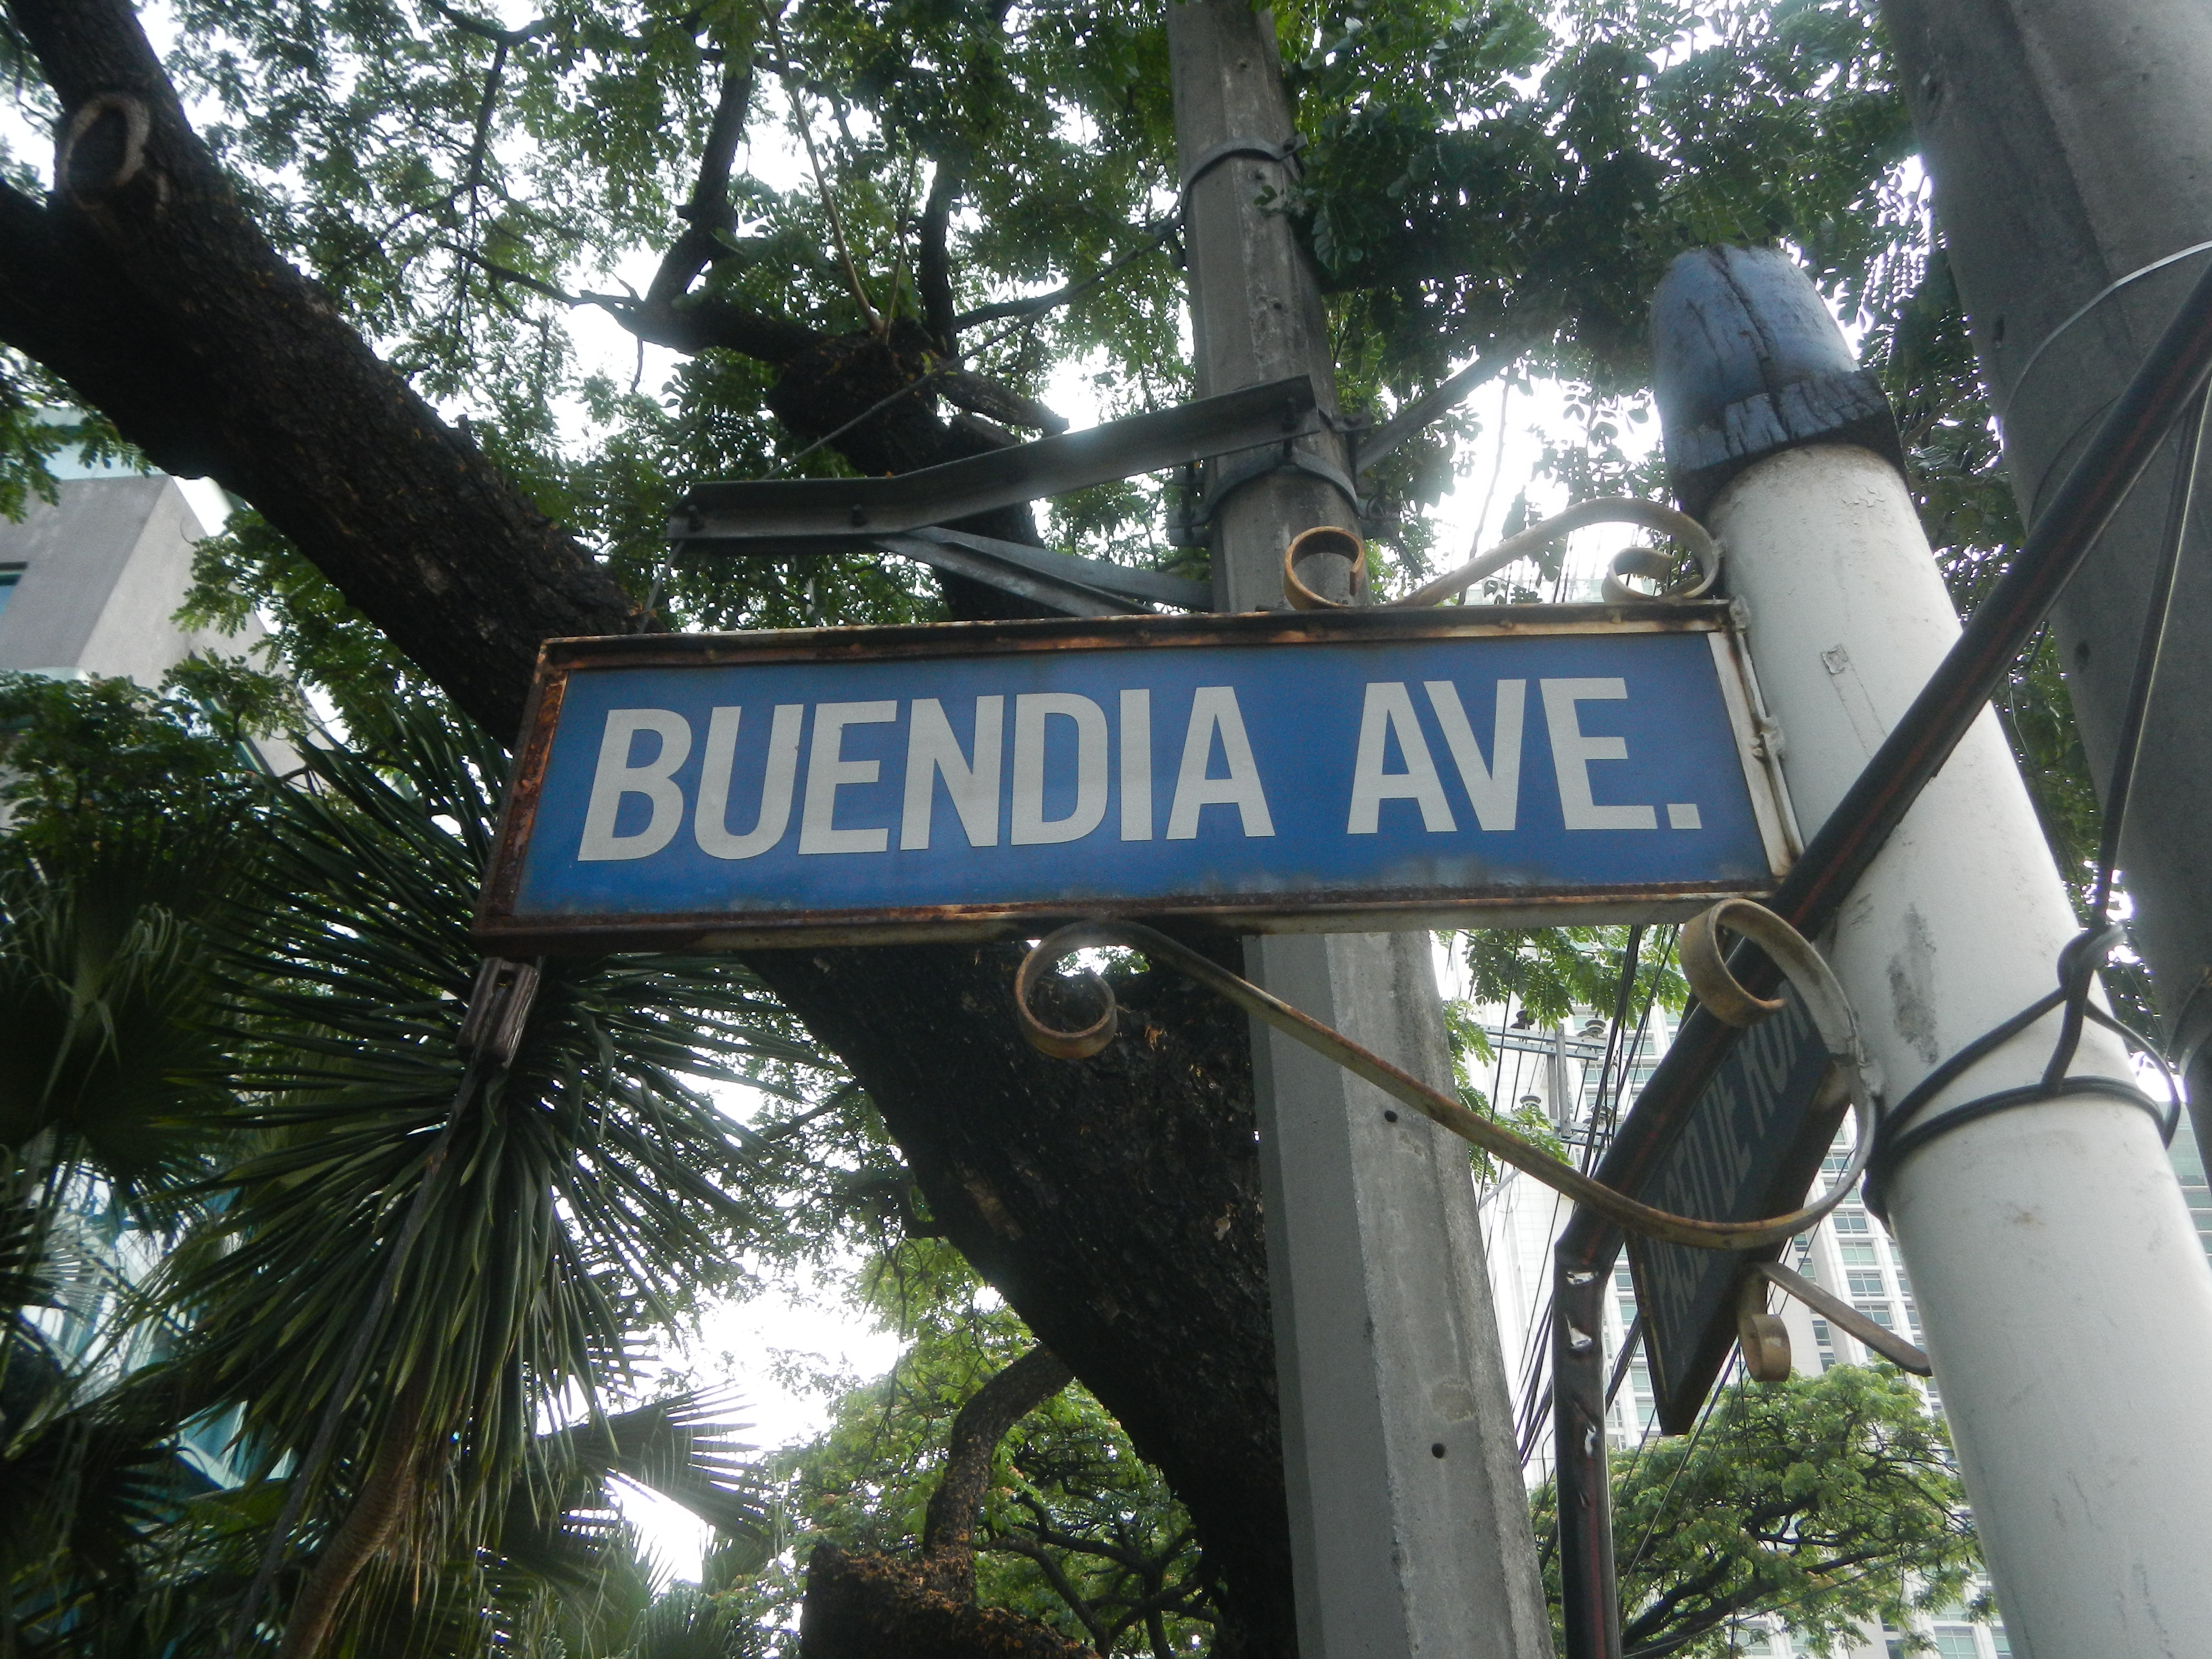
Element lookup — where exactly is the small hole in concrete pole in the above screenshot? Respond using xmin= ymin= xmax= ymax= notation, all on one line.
xmin=1431 ymin=1443 xmax=1447 ymax=1458
xmin=1383 ymin=1109 xmax=1399 ymax=1123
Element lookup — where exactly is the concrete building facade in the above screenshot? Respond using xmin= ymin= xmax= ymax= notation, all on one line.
xmin=0 ymin=471 xmax=257 ymax=684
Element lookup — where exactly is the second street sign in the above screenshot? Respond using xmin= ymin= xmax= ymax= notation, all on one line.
xmin=476 ymin=604 xmax=1795 ymax=951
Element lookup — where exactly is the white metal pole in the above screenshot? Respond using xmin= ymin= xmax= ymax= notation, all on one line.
xmin=1658 ymin=248 xmax=2212 ymax=1658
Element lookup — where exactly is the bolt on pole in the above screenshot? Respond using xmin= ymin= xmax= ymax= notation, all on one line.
xmin=1652 ymin=246 xmax=2212 ymax=1657
xmin=1166 ymin=4 xmax=1552 ymax=1655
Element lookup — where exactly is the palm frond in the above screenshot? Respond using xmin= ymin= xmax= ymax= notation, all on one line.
xmin=128 ymin=696 xmax=848 ymax=1647
xmin=545 ymin=1392 xmax=770 ymax=1541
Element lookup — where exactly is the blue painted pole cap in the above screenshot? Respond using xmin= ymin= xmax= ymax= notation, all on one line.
xmin=1651 ymin=246 xmax=1904 ymax=517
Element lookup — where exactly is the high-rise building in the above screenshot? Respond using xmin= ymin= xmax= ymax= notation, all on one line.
xmin=0 ymin=462 xmax=260 ymax=684
xmin=5 ymin=446 xmax=274 ymax=1496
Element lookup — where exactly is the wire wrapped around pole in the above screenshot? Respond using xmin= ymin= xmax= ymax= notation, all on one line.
xmin=1013 ymin=902 xmax=1877 ymax=1251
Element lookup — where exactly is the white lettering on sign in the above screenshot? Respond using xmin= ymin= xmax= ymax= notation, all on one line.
xmin=696 ymin=704 xmax=803 ymax=860
xmin=1541 ymin=678 xmax=1659 ymax=830
xmin=1119 ymin=689 xmax=1153 ymax=842
xmin=1166 ymin=687 xmax=1274 ymax=840
xmin=799 ymin=701 xmax=897 ymax=854
xmin=901 ymin=697 xmax=1003 ymax=850
xmin=1347 ymin=682 xmax=1455 ymax=833
xmin=578 ymin=708 xmax=691 ymax=861
xmin=574 ymin=680 xmax=1637 ymax=865
xmin=1426 ymin=679 xmax=1524 ymax=830
xmin=1011 ymin=693 xmax=1109 ymax=845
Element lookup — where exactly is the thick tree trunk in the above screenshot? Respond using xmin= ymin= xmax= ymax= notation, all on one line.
xmin=0 ymin=3 xmax=636 ymax=741
xmin=766 ymin=949 xmax=1292 ymax=1656
xmin=801 ymin=1345 xmax=1086 ymax=1658
xmin=0 ymin=2 xmax=1298 ymax=1651
xmin=801 ymin=1540 xmax=1095 ymax=1659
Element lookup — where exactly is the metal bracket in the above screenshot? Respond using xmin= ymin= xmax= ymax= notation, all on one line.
xmin=1178 ymin=133 xmax=1302 ymax=212
xmin=669 ymin=376 xmax=1321 ymax=546
xmin=871 ymin=528 xmax=1204 ymax=617
xmin=457 ymin=956 xmax=540 ymax=1070
xmin=1176 ymin=440 xmax=1367 ymax=546
xmin=1736 ymin=1272 xmax=1793 ymax=1383
xmin=1751 ymin=1260 xmax=1933 ymax=1375
xmin=669 ymin=524 xmax=1206 ymax=619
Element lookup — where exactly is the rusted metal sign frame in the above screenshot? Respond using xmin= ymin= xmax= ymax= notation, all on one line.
xmin=475 ymin=603 xmax=1795 ymax=955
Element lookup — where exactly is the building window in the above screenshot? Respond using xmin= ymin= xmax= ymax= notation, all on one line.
xmin=1932 ymin=1626 xmax=1980 ymax=1658
xmin=1847 ymin=1271 xmax=1887 ymax=1298
xmin=1855 ymin=1301 xmax=1895 ymax=1328
xmin=1838 ymin=1240 xmax=1878 ymax=1266
xmin=1834 ymin=1209 xmax=1871 ymax=1234
xmin=1810 ymin=1317 xmax=1838 ymax=1372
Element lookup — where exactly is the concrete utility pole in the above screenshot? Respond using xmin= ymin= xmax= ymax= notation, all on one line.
xmin=1654 ymin=247 xmax=2212 ymax=1659
xmin=1880 ymin=0 xmax=2212 ymax=1154
xmin=1166 ymin=6 xmax=1552 ymax=1655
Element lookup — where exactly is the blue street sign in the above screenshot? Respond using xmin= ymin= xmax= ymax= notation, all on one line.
xmin=476 ymin=607 xmax=1795 ymax=951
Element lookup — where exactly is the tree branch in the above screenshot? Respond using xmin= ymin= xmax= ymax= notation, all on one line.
xmin=643 ymin=56 xmax=756 ymax=313
xmin=457 ymin=35 xmax=510 ymax=227
xmin=599 ymin=286 xmax=820 ymax=363
xmin=918 ymin=159 xmax=959 ymax=353
xmin=920 ymin=1343 xmax=1073 ymax=1559
xmin=443 ymin=243 xmax=820 ymax=367
xmin=950 ymin=213 xmax=1181 ymax=333
xmin=983 ymin=1533 xmax=1111 ymax=1646
xmin=423 ymin=0 xmax=551 ymax=48
xmin=1 ymin=0 xmax=637 ymax=737
xmin=939 ymin=367 xmax=1067 ymax=434
xmin=1356 ymin=343 xmax=1516 ymax=476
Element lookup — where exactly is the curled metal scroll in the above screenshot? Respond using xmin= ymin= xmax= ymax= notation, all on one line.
xmin=1284 ymin=495 xmax=1719 ymax=611
xmin=1015 ymin=902 xmax=1877 ymax=1251
xmin=1282 ymin=525 xmax=1369 ymax=610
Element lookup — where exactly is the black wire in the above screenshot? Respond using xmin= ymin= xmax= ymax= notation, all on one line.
xmin=2046 ymin=387 xmax=2209 ymax=1082
xmin=1581 ymin=925 xmax=1645 ymax=1176
xmin=1597 ymin=929 xmax=1675 ymax=1158
xmin=1864 ymin=932 xmax=2182 ymax=1217
xmin=1862 ymin=391 xmax=2207 ymax=1215
xmin=1616 ymin=1353 xmax=1737 ymax=1586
